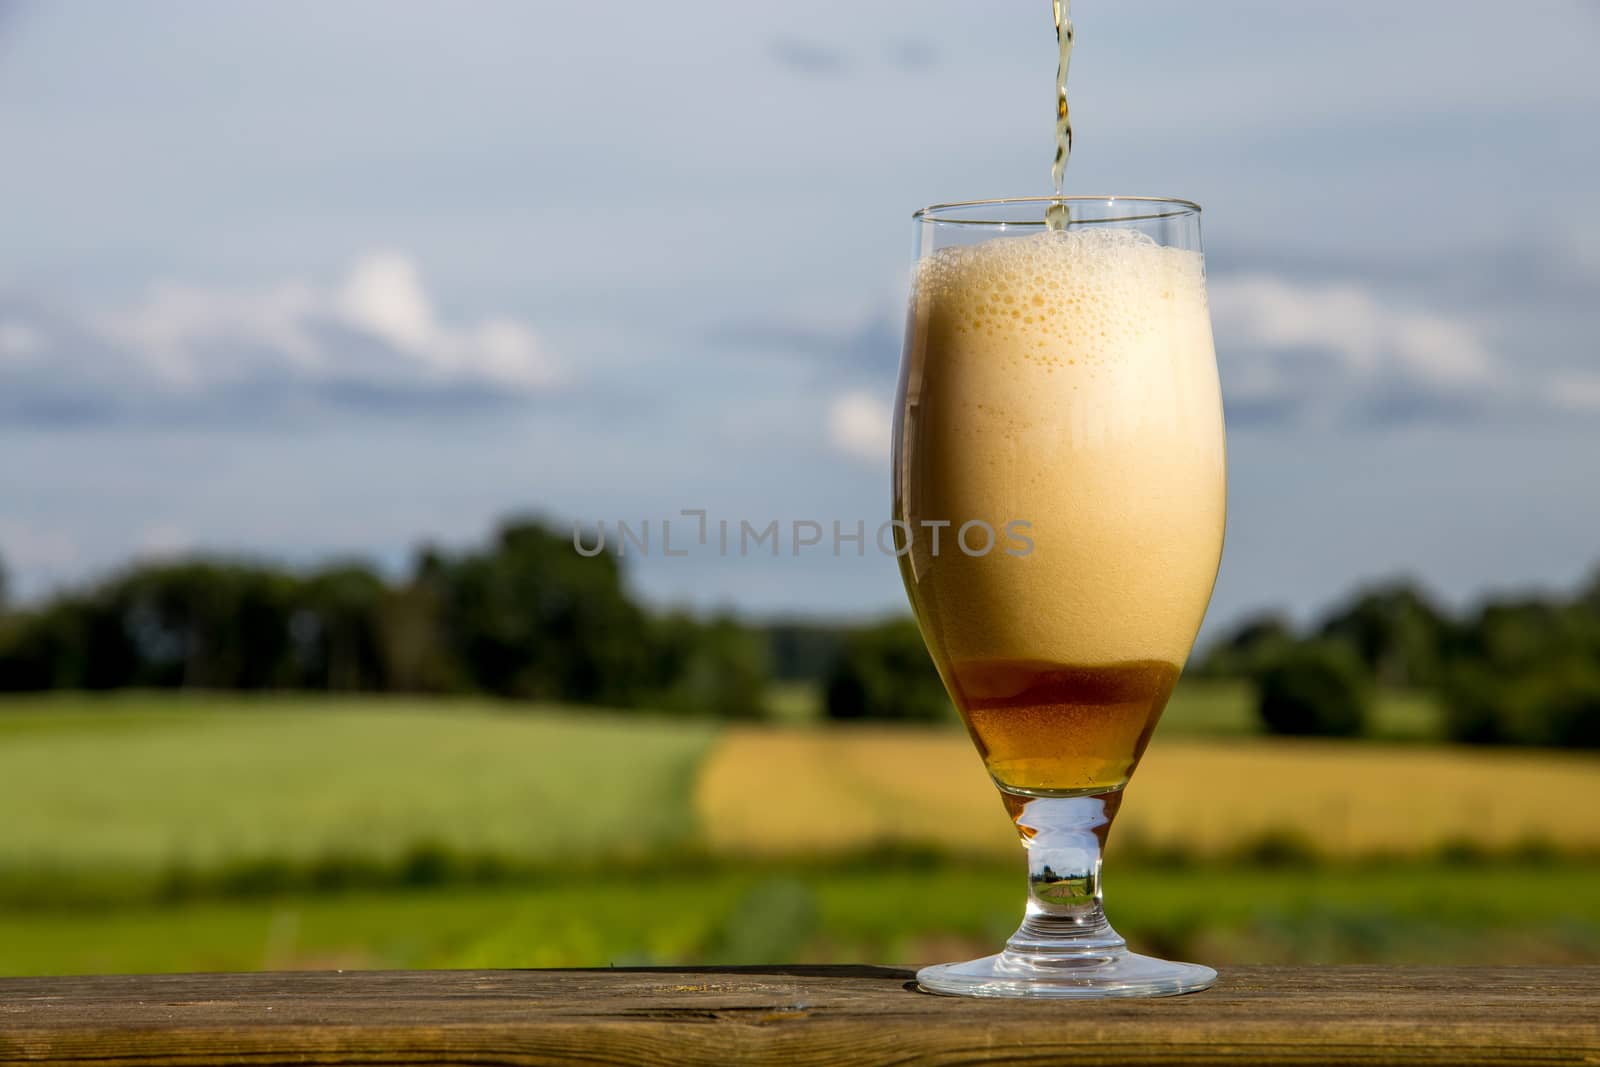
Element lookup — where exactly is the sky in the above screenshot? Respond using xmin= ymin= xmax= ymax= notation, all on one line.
xmin=1 ymin=0 xmax=1598 ymax=639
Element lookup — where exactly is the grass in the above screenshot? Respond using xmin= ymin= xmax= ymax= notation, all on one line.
xmin=761 ymin=679 xmax=1446 ymax=741
xmin=0 ymin=692 xmax=717 ymax=883
xmin=1 ymin=860 xmax=1596 ymax=977
xmin=3 ymin=690 xmax=1598 ymax=977
xmin=1159 ymin=680 xmax=1443 ymax=740
xmin=763 ymin=681 xmax=825 ymax=725
xmin=4 ymin=690 xmax=1596 ymax=890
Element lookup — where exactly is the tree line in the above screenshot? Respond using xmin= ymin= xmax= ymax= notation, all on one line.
xmin=0 ymin=519 xmax=764 ymax=718
xmin=1192 ymin=577 xmax=1600 ymax=748
xmin=1 ymin=520 xmax=1597 ymax=747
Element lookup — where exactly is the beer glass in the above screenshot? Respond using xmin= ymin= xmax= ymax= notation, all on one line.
xmin=894 ymin=196 xmax=1224 ymax=997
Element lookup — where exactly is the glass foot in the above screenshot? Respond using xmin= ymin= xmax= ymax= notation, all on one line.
xmin=917 ymin=947 xmax=1216 ymax=999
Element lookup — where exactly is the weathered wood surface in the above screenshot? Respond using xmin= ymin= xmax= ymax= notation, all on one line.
xmin=0 ymin=965 xmax=1596 ymax=1066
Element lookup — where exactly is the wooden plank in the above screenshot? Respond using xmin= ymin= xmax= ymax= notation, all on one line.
xmin=0 ymin=966 xmax=1595 ymax=1066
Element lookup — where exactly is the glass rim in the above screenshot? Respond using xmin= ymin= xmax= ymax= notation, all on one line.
xmin=913 ymin=195 xmax=1202 ymax=226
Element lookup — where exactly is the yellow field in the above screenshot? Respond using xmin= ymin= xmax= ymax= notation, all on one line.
xmin=695 ymin=726 xmax=1600 ymax=858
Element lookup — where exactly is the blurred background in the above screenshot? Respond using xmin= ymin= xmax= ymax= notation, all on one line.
xmin=1 ymin=0 xmax=1598 ymax=975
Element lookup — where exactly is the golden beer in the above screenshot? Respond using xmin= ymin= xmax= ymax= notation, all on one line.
xmin=895 ymin=226 xmax=1226 ymax=800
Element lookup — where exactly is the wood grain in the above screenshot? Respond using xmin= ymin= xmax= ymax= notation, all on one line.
xmin=1 ymin=966 xmax=1596 ymax=1066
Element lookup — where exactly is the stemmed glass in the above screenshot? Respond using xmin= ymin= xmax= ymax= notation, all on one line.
xmin=893 ymin=196 xmax=1225 ymax=997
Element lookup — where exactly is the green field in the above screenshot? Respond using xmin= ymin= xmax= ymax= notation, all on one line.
xmin=1158 ymin=681 xmax=1441 ymax=740
xmin=4 ymin=862 xmax=1598 ymax=977
xmin=0 ymin=692 xmax=715 ymax=892
xmin=1 ymin=690 xmax=1596 ymax=977
xmin=764 ymin=680 xmax=1444 ymax=740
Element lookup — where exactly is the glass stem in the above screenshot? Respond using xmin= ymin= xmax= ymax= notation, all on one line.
xmin=1002 ymin=790 xmax=1128 ymax=961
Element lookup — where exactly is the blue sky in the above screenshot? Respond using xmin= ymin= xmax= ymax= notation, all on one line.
xmin=2 ymin=1 xmax=1598 ymax=638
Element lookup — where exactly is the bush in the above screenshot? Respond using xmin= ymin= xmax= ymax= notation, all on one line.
xmin=1442 ymin=659 xmax=1600 ymax=748
xmin=1454 ymin=599 xmax=1593 ymax=675
xmin=1439 ymin=662 xmax=1506 ymax=744
xmin=652 ymin=612 xmax=769 ymax=720
xmin=1193 ymin=612 xmax=1295 ymax=678
xmin=1254 ymin=642 xmax=1371 ymax=737
xmin=1543 ymin=672 xmax=1600 ymax=748
xmin=1317 ymin=581 xmax=1448 ymax=687
xmin=824 ymin=619 xmax=950 ymax=722
xmin=433 ymin=519 xmax=661 ymax=705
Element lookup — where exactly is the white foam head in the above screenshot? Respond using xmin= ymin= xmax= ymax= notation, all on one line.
xmin=899 ymin=228 xmax=1226 ymax=668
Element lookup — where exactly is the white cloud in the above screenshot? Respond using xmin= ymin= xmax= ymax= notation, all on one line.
xmin=136 ymin=524 xmax=194 ymax=561
xmin=1207 ymin=273 xmax=1538 ymax=425
xmin=0 ymin=520 xmax=80 ymax=572
xmin=1545 ymin=373 xmax=1600 ymax=414
xmin=337 ymin=251 xmax=435 ymax=354
xmin=828 ymin=388 xmax=891 ymax=464
xmin=2 ymin=250 xmax=560 ymax=424
xmin=0 ymin=321 xmax=43 ymax=360
xmin=331 ymin=251 xmax=555 ymax=390
xmin=1211 ymin=274 xmax=1499 ymax=386
xmin=98 ymin=281 xmax=324 ymax=387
